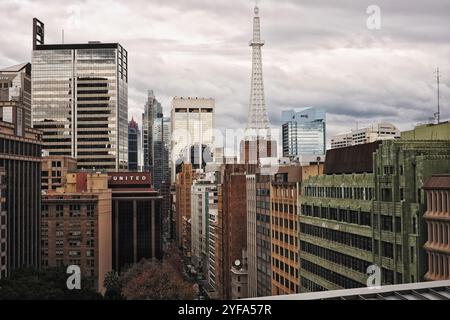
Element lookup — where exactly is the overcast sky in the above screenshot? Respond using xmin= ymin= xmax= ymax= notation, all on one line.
xmin=1 ymin=0 xmax=449 ymax=141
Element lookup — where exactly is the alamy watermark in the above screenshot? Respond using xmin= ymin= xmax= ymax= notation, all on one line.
xmin=366 ymin=5 xmax=381 ymax=30
xmin=66 ymin=265 xmax=81 ymax=290
xmin=366 ymin=264 xmax=381 ymax=289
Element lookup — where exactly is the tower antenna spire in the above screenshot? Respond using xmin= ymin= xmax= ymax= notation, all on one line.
xmin=246 ymin=2 xmax=270 ymax=138
xmin=436 ymin=67 xmax=440 ymax=124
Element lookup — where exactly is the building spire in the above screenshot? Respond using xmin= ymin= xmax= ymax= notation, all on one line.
xmin=246 ymin=4 xmax=270 ymax=137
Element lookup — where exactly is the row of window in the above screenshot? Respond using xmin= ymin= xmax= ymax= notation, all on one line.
xmin=271 ymin=202 xmax=296 ymax=214
xmin=0 ymin=138 xmax=41 ymax=157
xmin=273 ymin=258 xmax=299 ymax=278
xmin=271 ymin=216 xmax=297 ymax=231
xmin=301 ymin=259 xmax=365 ymax=289
xmin=300 ymin=241 xmax=371 ymax=274
xmin=41 ymin=204 xmax=96 ymax=218
xmin=41 ymin=239 xmax=94 ymax=247
xmin=272 ymin=230 xmax=298 ymax=247
xmin=300 ymin=277 xmax=327 ymax=292
xmin=42 ymin=249 xmax=95 ymax=257
xmin=304 ymin=186 xmax=374 ymax=201
xmin=272 ymin=271 xmax=299 ymax=293
xmin=272 ymin=244 xmax=299 ymax=262
xmin=300 ymin=223 xmax=373 ymax=252
xmin=301 ymin=205 xmax=372 ymax=227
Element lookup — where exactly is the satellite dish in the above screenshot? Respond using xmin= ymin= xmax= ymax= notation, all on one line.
xmin=234 ymin=259 xmax=241 ymax=267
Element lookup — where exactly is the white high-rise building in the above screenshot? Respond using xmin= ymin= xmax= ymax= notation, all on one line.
xmin=331 ymin=122 xmax=400 ymax=149
xmin=171 ymin=97 xmax=214 ymax=180
xmin=191 ymin=172 xmax=218 ymax=275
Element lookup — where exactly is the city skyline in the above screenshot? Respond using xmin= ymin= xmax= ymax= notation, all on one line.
xmin=0 ymin=0 xmax=449 ymax=143
xmin=0 ymin=0 xmax=450 ymax=304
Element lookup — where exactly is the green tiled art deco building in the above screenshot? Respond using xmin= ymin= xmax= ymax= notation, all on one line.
xmin=298 ymin=122 xmax=450 ymax=292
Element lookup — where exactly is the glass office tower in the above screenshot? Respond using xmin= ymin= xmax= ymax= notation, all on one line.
xmin=281 ymin=107 xmax=326 ymax=158
xmin=32 ymin=22 xmax=128 ymax=171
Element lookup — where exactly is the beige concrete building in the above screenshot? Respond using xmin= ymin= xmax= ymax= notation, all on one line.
xmin=331 ymin=122 xmax=400 ymax=149
xmin=41 ymin=172 xmax=112 ymax=293
xmin=170 ymin=97 xmax=214 ymax=180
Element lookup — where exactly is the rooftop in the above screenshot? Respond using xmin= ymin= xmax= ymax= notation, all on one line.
xmin=0 ymin=63 xmax=30 ymax=72
xmin=35 ymin=43 xmax=122 ymax=51
xmin=423 ymin=174 xmax=450 ymax=190
xmin=251 ymin=280 xmax=450 ymax=300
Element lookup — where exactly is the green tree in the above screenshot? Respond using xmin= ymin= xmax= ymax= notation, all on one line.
xmin=104 ymin=271 xmax=123 ymax=300
xmin=0 ymin=267 xmax=102 ymax=300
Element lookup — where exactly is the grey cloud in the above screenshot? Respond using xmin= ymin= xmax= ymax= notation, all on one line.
xmin=0 ymin=0 xmax=449 ymax=144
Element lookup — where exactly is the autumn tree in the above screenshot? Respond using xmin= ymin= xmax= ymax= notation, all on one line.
xmin=120 ymin=259 xmax=196 ymax=300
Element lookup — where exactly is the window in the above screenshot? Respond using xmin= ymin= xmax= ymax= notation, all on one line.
xmin=381 ymin=215 xmax=393 ymax=232
xmin=381 ymin=188 xmax=392 ymax=202
xmin=56 ymin=205 xmax=64 ymax=217
xmin=395 ymin=217 xmax=401 ymax=233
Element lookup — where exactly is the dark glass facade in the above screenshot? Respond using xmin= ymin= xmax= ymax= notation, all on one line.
xmin=128 ymin=119 xmax=139 ymax=171
xmin=112 ymin=197 xmax=162 ymax=271
xmin=0 ymin=120 xmax=42 ymax=277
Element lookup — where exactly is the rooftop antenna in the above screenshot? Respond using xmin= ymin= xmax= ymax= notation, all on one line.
xmin=435 ymin=67 xmax=440 ymax=124
xmin=62 ymin=29 xmax=64 ymax=44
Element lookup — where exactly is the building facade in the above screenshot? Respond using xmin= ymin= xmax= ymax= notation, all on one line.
xmin=207 ymin=192 xmax=219 ymax=296
xmin=41 ymin=172 xmax=112 ymax=292
xmin=190 ymin=172 xmax=218 ymax=275
xmin=0 ymin=168 xmax=6 ymax=279
xmin=220 ymin=164 xmax=256 ymax=299
xmin=153 ymin=116 xmax=171 ymax=189
xmin=270 ymin=166 xmax=303 ymax=295
xmin=281 ymin=107 xmax=326 ymax=158
xmin=41 ymin=156 xmax=77 ymax=191
xmin=299 ymin=137 xmax=450 ymax=292
xmin=300 ymin=172 xmax=375 ymax=292
xmin=230 ymin=251 xmax=249 ymax=300
xmin=175 ymin=163 xmax=193 ymax=252
xmin=255 ymin=172 xmax=273 ymax=297
xmin=0 ymin=63 xmax=32 ymax=128
xmin=331 ymin=122 xmax=399 ymax=149
xmin=142 ymin=90 xmax=162 ymax=173
xmin=108 ymin=172 xmax=162 ymax=271
xmin=372 ymin=139 xmax=450 ymax=284
xmin=246 ymin=174 xmax=257 ymax=297
xmin=0 ymin=102 xmax=42 ymax=277
xmin=171 ymin=97 xmax=214 ymax=180
xmin=128 ymin=118 xmax=139 ymax=171
xmin=423 ymin=174 xmax=450 ymax=281
xmin=32 ymin=19 xmax=128 ymax=171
